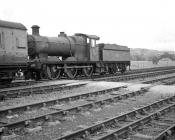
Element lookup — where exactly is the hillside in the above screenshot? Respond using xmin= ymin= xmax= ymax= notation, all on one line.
xmin=130 ymin=48 xmax=175 ymax=61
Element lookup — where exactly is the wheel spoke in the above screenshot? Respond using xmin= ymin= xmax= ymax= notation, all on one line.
xmin=64 ymin=64 xmax=77 ymax=79
xmin=83 ymin=66 xmax=93 ymax=77
xmin=46 ymin=65 xmax=61 ymax=80
xmin=120 ymin=65 xmax=126 ymax=73
xmin=108 ymin=64 xmax=117 ymax=74
xmin=40 ymin=71 xmax=48 ymax=79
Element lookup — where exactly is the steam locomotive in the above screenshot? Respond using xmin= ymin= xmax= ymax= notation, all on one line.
xmin=0 ymin=20 xmax=130 ymax=83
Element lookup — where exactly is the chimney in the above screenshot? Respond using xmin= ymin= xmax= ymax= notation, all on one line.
xmin=59 ymin=32 xmax=67 ymax=37
xmin=31 ymin=25 xmax=40 ymax=36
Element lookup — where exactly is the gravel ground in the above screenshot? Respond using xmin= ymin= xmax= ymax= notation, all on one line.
xmin=1 ymin=71 xmax=175 ymax=109
xmin=0 ymin=87 xmax=131 ymax=124
xmin=0 ymin=81 xmax=128 ymax=109
xmin=0 ymin=79 xmax=81 ymax=92
xmin=3 ymin=84 xmax=175 ymax=140
xmin=159 ymin=78 xmax=175 ymax=84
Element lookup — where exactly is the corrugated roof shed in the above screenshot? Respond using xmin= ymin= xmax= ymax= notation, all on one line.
xmin=0 ymin=20 xmax=27 ymax=30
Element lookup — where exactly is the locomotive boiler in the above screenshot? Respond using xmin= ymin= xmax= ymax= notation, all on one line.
xmin=28 ymin=25 xmax=95 ymax=61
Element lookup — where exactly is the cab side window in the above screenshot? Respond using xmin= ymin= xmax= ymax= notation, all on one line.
xmin=90 ymin=39 xmax=96 ymax=47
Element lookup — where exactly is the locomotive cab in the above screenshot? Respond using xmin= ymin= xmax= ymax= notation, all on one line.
xmin=74 ymin=33 xmax=99 ymax=61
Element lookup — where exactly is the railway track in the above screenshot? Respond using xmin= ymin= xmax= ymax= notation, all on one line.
xmin=0 ymin=82 xmax=87 ymax=100
xmin=1 ymin=67 xmax=175 ymax=139
xmin=62 ymin=95 xmax=175 ymax=140
xmin=94 ymin=68 xmax=175 ymax=82
xmin=2 ymin=86 xmax=172 ymax=140
xmin=1 ymin=67 xmax=175 ymax=101
xmin=1 ymin=73 xmax=175 ymax=125
xmin=1 ymin=73 xmax=174 ymax=120
xmin=158 ymin=78 xmax=175 ymax=85
xmin=0 ymin=80 xmax=41 ymax=89
xmin=142 ymin=75 xmax=175 ymax=84
xmin=0 ymin=77 xmax=175 ymax=139
xmin=1 ymin=74 xmax=175 ymax=140
xmin=80 ymin=66 xmax=175 ymax=81
xmin=0 ymin=85 xmax=150 ymax=139
xmin=1 ymin=66 xmax=175 ymax=90
xmin=0 ymin=85 xmax=126 ymax=121
xmin=129 ymin=109 xmax=175 ymax=140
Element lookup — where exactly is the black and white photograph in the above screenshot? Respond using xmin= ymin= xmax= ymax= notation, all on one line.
xmin=0 ymin=0 xmax=175 ymax=139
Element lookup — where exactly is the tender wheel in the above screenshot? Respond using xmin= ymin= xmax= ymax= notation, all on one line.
xmin=120 ymin=65 xmax=126 ymax=73
xmin=24 ymin=71 xmax=32 ymax=80
xmin=83 ymin=66 xmax=93 ymax=77
xmin=46 ymin=65 xmax=62 ymax=80
xmin=108 ymin=64 xmax=117 ymax=74
xmin=64 ymin=64 xmax=77 ymax=79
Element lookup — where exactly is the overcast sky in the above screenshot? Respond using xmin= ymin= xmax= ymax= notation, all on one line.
xmin=0 ymin=0 xmax=175 ymax=51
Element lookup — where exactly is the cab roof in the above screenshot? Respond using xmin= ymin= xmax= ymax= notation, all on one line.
xmin=0 ymin=20 xmax=27 ymax=30
xmin=75 ymin=33 xmax=100 ymax=40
